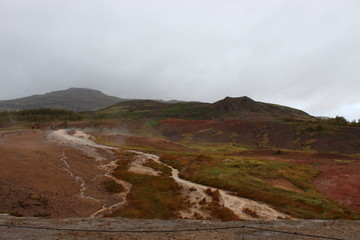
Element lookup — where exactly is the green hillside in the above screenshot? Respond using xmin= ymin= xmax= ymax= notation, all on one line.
xmin=0 ymin=88 xmax=124 ymax=111
xmin=92 ymin=96 xmax=314 ymax=123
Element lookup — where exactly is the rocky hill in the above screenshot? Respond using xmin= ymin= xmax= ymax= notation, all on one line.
xmin=213 ymin=96 xmax=312 ymax=120
xmin=0 ymin=88 xmax=124 ymax=111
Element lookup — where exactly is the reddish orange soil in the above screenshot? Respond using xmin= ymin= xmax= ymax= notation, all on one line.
xmin=98 ymin=133 xmax=193 ymax=152
xmin=123 ymin=135 xmax=194 ymax=151
xmin=0 ymin=129 xmax=114 ymax=217
xmin=314 ymin=160 xmax=360 ymax=212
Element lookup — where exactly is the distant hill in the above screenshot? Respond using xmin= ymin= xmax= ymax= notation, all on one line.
xmin=0 ymin=88 xmax=313 ymax=121
xmin=96 ymin=96 xmax=313 ymax=121
xmin=0 ymin=88 xmax=124 ymax=111
xmin=213 ymin=96 xmax=312 ymax=120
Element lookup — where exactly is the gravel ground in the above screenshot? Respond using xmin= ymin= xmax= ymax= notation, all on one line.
xmin=0 ymin=215 xmax=359 ymax=240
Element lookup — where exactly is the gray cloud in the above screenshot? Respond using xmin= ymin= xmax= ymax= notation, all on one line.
xmin=1 ymin=0 xmax=360 ymax=119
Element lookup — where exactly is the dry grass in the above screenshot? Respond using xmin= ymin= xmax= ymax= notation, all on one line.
xmin=102 ymin=180 xmax=124 ymax=193
xmin=205 ymin=201 xmax=240 ymax=221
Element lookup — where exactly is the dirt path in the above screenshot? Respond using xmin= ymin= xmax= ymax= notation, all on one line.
xmin=1 ymin=214 xmax=359 ymax=240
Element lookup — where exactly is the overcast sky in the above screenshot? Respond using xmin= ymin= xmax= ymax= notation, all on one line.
xmin=1 ymin=0 xmax=360 ymax=120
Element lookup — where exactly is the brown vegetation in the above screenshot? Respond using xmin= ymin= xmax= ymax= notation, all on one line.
xmin=204 ymin=201 xmax=240 ymax=221
xmin=102 ymin=180 xmax=124 ymax=193
xmin=243 ymin=207 xmax=259 ymax=218
xmin=205 ymin=188 xmax=221 ymax=202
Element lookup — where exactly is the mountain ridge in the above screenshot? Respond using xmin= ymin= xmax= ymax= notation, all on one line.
xmin=0 ymin=88 xmax=124 ymax=111
xmin=0 ymin=88 xmax=313 ymax=121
